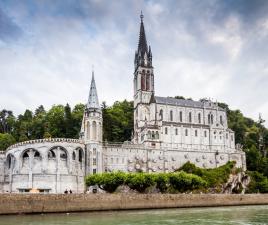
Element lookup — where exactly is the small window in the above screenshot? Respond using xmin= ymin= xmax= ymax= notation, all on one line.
xmin=152 ymin=131 xmax=155 ymax=139
xmin=185 ymin=129 xmax=188 ymax=136
xmin=208 ymin=114 xmax=210 ymax=124
xmin=93 ymin=158 xmax=97 ymax=166
xmin=195 ymin=130 xmax=198 ymax=137
xmin=170 ymin=110 xmax=173 ymax=121
xmin=175 ymin=128 xmax=178 ymax=135
xmin=165 ymin=127 xmax=168 ymax=135
xmin=155 ymin=131 xmax=159 ymax=139
xmin=231 ymin=135 xmax=234 ymax=141
xmin=189 ymin=112 xmax=192 ymax=123
xmin=226 ymin=133 xmax=228 ymax=139
xmin=179 ymin=111 xmax=183 ymax=122
xmin=211 ymin=114 xmax=214 ymax=124
xmin=93 ymin=148 xmax=96 ymax=155
xmin=220 ymin=115 xmax=223 ymax=125
xmin=148 ymin=131 xmax=151 ymax=139
xmin=159 ymin=109 xmax=163 ymax=120
xmin=93 ymin=169 xmax=97 ymax=174
xmin=204 ymin=131 xmax=207 ymax=137
xmin=198 ymin=113 xmax=201 ymax=123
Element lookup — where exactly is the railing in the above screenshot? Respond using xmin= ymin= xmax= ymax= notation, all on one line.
xmin=6 ymin=138 xmax=83 ymax=151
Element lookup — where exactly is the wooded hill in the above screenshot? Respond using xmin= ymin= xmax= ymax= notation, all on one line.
xmin=1 ymin=98 xmax=268 ymax=192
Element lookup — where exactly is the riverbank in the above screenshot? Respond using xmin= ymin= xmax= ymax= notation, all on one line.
xmin=0 ymin=194 xmax=268 ymax=215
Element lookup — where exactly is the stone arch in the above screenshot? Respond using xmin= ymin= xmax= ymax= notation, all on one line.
xmin=48 ymin=149 xmax=56 ymax=159
xmin=49 ymin=146 xmax=69 ymax=160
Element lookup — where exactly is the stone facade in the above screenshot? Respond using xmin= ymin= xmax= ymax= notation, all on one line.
xmin=0 ymin=139 xmax=85 ymax=193
xmin=0 ymin=14 xmax=246 ymax=193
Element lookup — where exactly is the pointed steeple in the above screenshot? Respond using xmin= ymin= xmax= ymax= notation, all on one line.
xmin=87 ymin=70 xmax=100 ymax=110
xmin=138 ymin=11 xmax=148 ymax=56
xmin=135 ymin=11 xmax=152 ymax=69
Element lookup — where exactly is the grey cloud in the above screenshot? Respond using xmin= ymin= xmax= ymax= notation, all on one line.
xmin=0 ymin=8 xmax=22 ymax=42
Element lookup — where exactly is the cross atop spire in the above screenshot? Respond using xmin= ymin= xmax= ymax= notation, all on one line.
xmin=87 ymin=70 xmax=100 ymax=110
xmin=140 ymin=10 xmax=144 ymax=21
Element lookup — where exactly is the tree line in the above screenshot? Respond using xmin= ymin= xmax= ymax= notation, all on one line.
xmin=1 ymin=98 xmax=268 ymax=187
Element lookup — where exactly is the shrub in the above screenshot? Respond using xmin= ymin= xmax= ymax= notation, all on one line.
xmin=179 ymin=161 xmax=235 ymax=188
xmin=86 ymin=171 xmax=126 ymax=193
xmin=125 ymin=173 xmax=155 ymax=193
xmin=169 ymin=171 xmax=206 ymax=192
xmin=154 ymin=173 xmax=170 ymax=193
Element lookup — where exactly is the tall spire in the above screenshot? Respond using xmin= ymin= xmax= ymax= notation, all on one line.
xmin=135 ymin=12 xmax=152 ymax=69
xmin=137 ymin=11 xmax=148 ymax=56
xmin=87 ymin=70 xmax=100 ymax=110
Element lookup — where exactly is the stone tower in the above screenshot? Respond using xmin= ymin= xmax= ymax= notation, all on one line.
xmin=81 ymin=71 xmax=103 ymax=174
xmin=133 ymin=12 xmax=154 ymax=143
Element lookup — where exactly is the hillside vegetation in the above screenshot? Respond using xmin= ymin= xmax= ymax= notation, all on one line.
xmin=1 ymin=99 xmax=268 ymax=192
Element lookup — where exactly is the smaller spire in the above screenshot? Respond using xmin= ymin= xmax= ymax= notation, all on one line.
xmin=87 ymin=69 xmax=100 ymax=110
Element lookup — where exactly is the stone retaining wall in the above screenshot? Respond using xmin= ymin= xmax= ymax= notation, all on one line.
xmin=0 ymin=194 xmax=268 ymax=215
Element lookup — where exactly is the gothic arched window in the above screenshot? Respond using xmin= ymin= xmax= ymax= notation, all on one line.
xmin=146 ymin=73 xmax=150 ymax=91
xmin=92 ymin=121 xmax=97 ymax=140
xmin=141 ymin=71 xmax=146 ymax=90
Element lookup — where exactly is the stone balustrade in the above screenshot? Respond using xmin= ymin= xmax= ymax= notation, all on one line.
xmin=6 ymin=138 xmax=83 ymax=151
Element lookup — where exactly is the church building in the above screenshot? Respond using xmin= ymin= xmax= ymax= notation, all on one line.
xmin=0 ymin=14 xmax=246 ymax=193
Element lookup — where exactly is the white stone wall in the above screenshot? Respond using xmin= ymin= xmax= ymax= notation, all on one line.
xmin=2 ymin=139 xmax=85 ymax=194
xmin=103 ymin=143 xmax=246 ymax=173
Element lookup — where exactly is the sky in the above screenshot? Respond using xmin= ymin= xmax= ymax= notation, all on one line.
xmin=0 ymin=0 xmax=268 ymax=125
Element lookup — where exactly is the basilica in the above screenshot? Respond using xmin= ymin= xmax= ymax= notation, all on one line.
xmin=0 ymin=14 xmax=246 ymax=193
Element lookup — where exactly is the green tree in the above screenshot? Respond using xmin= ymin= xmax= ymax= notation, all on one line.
xmin=0 ymin=133 xmax=16 ymax=151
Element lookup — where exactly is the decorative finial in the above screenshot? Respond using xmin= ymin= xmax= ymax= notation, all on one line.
xmin=140 ymin=10 xmax=144 ymax=21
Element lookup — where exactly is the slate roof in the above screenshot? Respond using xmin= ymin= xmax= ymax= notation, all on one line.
xmin=154 ymin=96 xmax=224 ymax=110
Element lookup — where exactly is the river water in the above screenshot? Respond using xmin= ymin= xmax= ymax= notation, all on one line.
xmin=0 ymin=205 xmax=267 ymax=225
